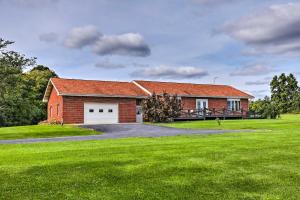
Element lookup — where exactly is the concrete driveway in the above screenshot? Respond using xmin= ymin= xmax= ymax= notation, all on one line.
xmin=0 ymin=124 xmax=250 ymax=144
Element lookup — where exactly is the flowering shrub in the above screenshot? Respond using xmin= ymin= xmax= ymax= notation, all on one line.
xmin=142 ymin=92 xmax=182 ymax=122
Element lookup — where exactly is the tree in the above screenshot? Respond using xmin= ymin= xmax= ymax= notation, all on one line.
xmin=142 ymin=92 xmax=182 ymax=122
xmin=250 ymin=96 xmax=280 ymax=119
xmin=270 ymin=73 xmax=299 ymax=113
xmin=23 ymin=65 xmax=58 ymax=123
xmin=290 ymin=92 xmax=300 ymax=113
xmin=0 ymin=38 xmax=57 ymax=126
xmin=0 ymin=39 xmax=37 ymax=126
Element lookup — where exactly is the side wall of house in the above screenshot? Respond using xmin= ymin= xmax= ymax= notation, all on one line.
xmin=181 ymin=97 xmax=196 ymax=110
xmin=181 ymin=97 xmax=249 ymax=111
xmin=47 ymin=94 xmax=250 ymax=124
xmin=208 ymin=98 xmax=227 ymax=110
xmin=62 ymin=96 xmax=136 ymax=124
xmin=47 ymin=88 xmax=63 ymax=123
xmin=241 ymin=99 xmax=249 ymax=111
xmin=182 ymin=97 xmax=228 ymax=110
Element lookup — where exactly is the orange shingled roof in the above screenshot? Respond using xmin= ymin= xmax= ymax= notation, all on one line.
xmin=45 ymin=78 xmax=253 ymax=100
xmin=51 ymin=78 xmax=148 ymax=97
xmin=134 ymin=80 xmax=254 ymax=98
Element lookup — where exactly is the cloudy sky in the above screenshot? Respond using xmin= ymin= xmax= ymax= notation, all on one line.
xmin=1 ymin=0 xmax=300 ymax=98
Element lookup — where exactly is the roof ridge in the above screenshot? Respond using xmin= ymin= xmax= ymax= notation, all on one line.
xmin=134 ymin=80 xmax=230 ymax=87
xmin=52 ymin=77 xmax=132 ymax=84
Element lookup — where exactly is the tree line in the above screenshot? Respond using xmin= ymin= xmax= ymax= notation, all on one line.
xmin=250 ymin=73 xmax=300 ymax=118
xmin=0 ymin=38 xmax=57 ymax=127
xmin=1 ymin=37 xmax=299 ymax=126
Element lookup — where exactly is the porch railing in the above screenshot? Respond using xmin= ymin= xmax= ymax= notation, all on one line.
xmin=176 ymin=108 xmax=257 ymax=119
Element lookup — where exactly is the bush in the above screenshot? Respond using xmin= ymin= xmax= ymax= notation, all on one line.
xmin=142 ymin=92 xmax=182 ymax=122
xmin=250 ymin=96 xmax=280 ymax=119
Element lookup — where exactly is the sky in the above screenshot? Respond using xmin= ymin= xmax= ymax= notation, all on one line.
xmin=1 ymin=0 xmax=300 ymax=99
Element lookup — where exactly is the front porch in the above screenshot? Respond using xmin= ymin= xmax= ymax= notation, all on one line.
xmin=175 ymin=108 xmax=258 ymax=121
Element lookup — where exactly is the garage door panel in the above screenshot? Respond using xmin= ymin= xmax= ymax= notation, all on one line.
xmin=84 ymin=103 xmax=118 ymax=124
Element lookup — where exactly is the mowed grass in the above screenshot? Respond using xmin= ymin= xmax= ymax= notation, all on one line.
xmin=0 ymin=115 xmax=299 ymax=199
xmin=158 ymin=114 xmax=300 ymax=130
xmin=0 ymin=125 xmax=98 ymax=140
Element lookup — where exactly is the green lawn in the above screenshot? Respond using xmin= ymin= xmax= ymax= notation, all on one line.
xmin=158 ymin=114 xmax=300 ymax=130
xmin=0 ymin=115 xmax=299 ymax=199
xmin=0 ymin=125 xmax=98 ymax=140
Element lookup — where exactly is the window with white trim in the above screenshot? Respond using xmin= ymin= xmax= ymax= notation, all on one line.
xmin=227 ymin=99 xmax=241 ymax=111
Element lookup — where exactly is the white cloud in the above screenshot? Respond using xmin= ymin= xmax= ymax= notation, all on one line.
xmin=131 ymin=65 xmax=208 ymax=79
xmin=230 ymin=64 xmax=274 ymax=76
xmin=95 ymin=59 xmax=126 ymax=69
xmin=64 ymin=26 xmax=150 ymax=57
xmin=223 ymin=3 xmax=300 ymax=55
xmin=92 ymin=33 xmax=150 ymax=57
xmin=64 ymin=25 xmax=102 ymax=48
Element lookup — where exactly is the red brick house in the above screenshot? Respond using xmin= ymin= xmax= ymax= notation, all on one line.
xmin=43 ymin=78 xmax=254 ymax=124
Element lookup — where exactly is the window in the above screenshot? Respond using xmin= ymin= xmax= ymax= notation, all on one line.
xmin=227 ymin=99 xmax=241 ymax=111
xmin=89 ymin=109 xmax=94 ymax=113
xmin=136 ymin=99 xmax=142 ymax=106
xmin=99 ymin=109 xmax=103 ymax=113
xmin=50 ymin=106 xmax=52 ymax=117
xmin=108 ymin=109 xmax=113 ymax=113
xmin=57 ymin=104 xmax=60 ymax=116
xmin=203 ymin=101 xmax=207 ymax=109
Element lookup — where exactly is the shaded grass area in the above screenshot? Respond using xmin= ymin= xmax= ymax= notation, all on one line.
xmin=0 ymin=125 xmax=99 ymax=140
xmin=157 ymin=114 xmax=300 ymax=130
xmin=0 ymin=114 xmax=299 ymax=199
xmin=0 ymin=127 xmax=300 ymax=199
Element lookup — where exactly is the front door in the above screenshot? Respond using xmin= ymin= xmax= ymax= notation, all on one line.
xmin=196 ymin=99 xmax=208 ymax=115
xmin=136 ymin=106 xmax=143 ymax=123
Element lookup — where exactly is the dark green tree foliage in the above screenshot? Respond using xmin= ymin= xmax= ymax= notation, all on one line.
xmin=0 ymin=39 xmax=36 ymax=126
xmin=270 ymin=73 xmax=299 ymax=113
xmin=250 ymin=96 xmax=280 ymax=119
xmin=142 ymin=92 xmax=182 ymax=122
xmin=290 ymin=92 xmax=300 ymax=113
xmin=23 ymin=65 xmax=58 ymax=124
xmin=0 ymin=39 xmax=57 ymax=126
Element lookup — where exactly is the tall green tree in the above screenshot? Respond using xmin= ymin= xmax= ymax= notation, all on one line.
xmin=0 ymin=38 xmax=57 ymax=126
xmin=270 ymin=73 xmax=299 ymax=113
xmin=0 ymin=39 xmax=36 ymax=126
xmin=290 ymin=92 xmax=300 ymax=113
xmin=23 ymin=65 xmax=58 ymax=123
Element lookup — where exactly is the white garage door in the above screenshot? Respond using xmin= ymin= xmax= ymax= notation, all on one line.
xmin=84 ymin=103 xmax=119 ymax=124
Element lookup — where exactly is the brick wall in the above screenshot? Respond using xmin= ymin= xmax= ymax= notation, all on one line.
xmin=62 ymin=96 xmax=137 ymax=124
xmin=241 ymin=99 xmax=249 ymax=111
xmin=47 ymin=88 xmax=250 ymax=124
xmin=182 ymin=97 xmax=227 ymax=110
xmin=208 ymin=98 xmax=227 ymax=109
xmin=181 ymin=97 xmax=196 ymax=110
xmin=47 ymin=88 xmax=63 ymax=123
xmin=182 ymin=97 xmax=249 ymax=111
